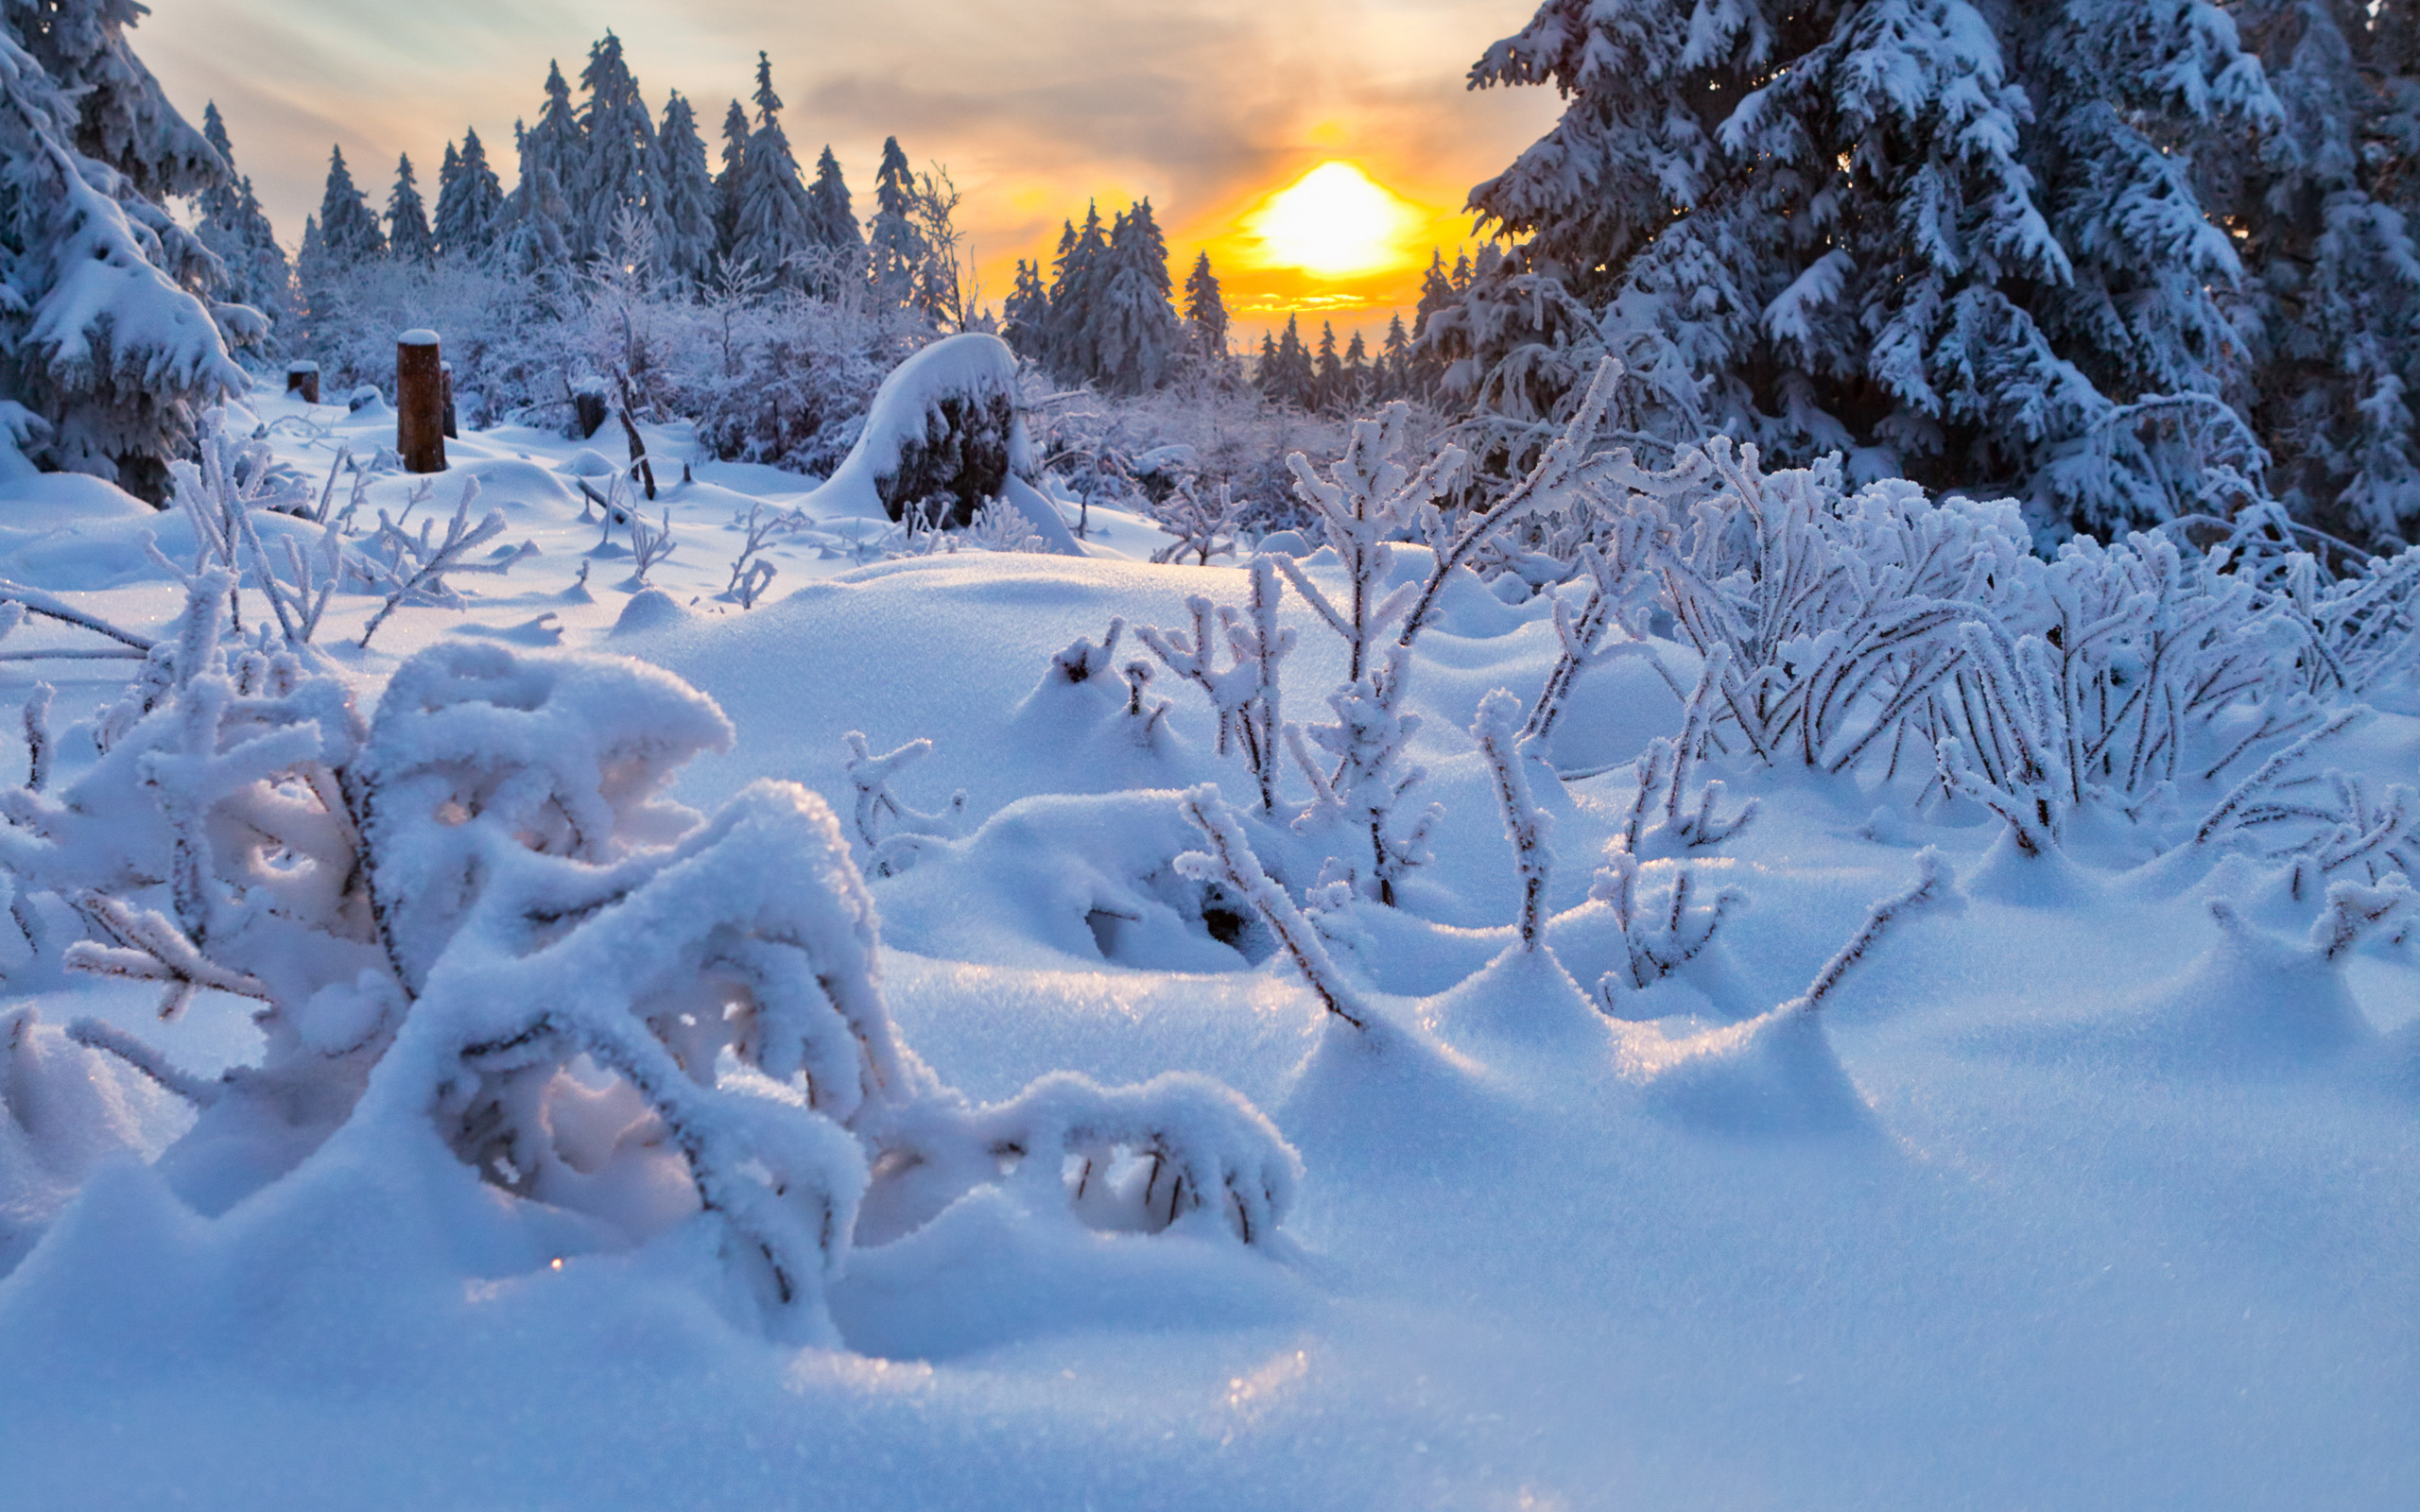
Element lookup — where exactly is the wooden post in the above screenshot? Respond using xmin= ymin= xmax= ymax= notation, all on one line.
xmin=285 ymin=360 xmax=320 ymax=405
xmin=397 ymin=330 xmax=446 ymax=473
xmin=441 ymin=361 xmax=458 ymax=438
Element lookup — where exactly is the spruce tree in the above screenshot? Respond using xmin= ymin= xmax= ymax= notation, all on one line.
xmin=0 ymin=3 xmax=250 ymax=495
xmin=804 ymin=146 xmax=862 ymax=290
xmin=386 ymin=153 xmax=435 ymax=264
xmin=650 ymin=92 xmax=717 ymax=288
xmin=1443 ymin=0 xmax=2308 ymax=530
xmin=1002 ymin=258 xmax=1050 ymax=363
xmin=195 ymin=102 xmax=290 ymax=331
xmin=1313 ymin=321 xmax=1342 ymax=412
xmin=2229 ymin=0 xmax=2420 ymax=544
xmin=1182 ymin=250 xmax=1228 ymax=360
xmin=315 ymin=145 xmax=386 ymax=264
xmin=1092 ymin=199 xmax=1182 ymax=393
xmin=731 ymin=54 xmax=815 ymax=289
xmin=866 ymin=136 xmax=925 ymax=311
xmin=576 ymin=30 xmax=653 ymax=264
xmin=1261 ymin=315 xmax=1314 ymax=408
xmin=433 ymin=127 xmax=506 ymax=257
xmin=1344 ymin=329 xmax=1371 ymax=409
xmin=507 ymin=61 xmax=581 ymax=271
xmin=1381 ymin=314 xmax=1411 ymax=399
xmin=715 ymin=98 xmax=750 ymax=262
xmin=1256 ymin=329 xmax=1279 ymax=394
xmin=1046 ymin=205 xmax=1109 ymax=382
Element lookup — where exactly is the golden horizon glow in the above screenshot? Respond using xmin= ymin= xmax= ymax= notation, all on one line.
xmin=1238 ymin=161 xmax=1423 ymax=279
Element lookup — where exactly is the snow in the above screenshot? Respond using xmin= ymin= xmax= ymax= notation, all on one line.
xmin=0 ymin=387 xmax=2417 ymax=1510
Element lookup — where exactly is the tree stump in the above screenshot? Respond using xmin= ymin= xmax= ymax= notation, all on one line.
xmin=397 ymin=331 xmax=446 ymax=473
xmin=285 ymin=361 xmax=320 ymax=405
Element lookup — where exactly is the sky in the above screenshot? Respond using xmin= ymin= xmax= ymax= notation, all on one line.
xmin=137 ymin=0 xmax=1565 ymax=339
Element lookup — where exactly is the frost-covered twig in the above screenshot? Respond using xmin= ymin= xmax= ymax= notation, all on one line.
xmin=63 ymin=1017 xmax=223 ymax=1107
xmin=63 ymin=889 xmax=272 ymax=1021
xmin=2194 ymin=706 xmax=2365 ymax=848
xmin=1790 ymin=850 xmax=1950 ymax=1016
xmin=356 ymin=476 xmax=537 ymax=648
xmin=841 ymin=731 xmax=967 ymax=873
xmin=627 ymin=507 xmax=675 ymax=585
xmin=1176 ymin=785 xmax=1368 ymax=1030
xmin=0 ymin=576 xmax=155 ymax=652
xmin=723 ymin=505 xmax=783 ymax=608
xmin=1472 ymin=690 xmax=1552 ymax=951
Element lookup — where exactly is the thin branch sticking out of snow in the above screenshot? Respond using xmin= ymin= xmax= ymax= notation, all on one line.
xmin=1176 ymin=784 xmax=1369 ymax=1031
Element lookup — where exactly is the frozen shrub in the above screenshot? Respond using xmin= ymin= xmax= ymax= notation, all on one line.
xmin=2 ymin=616 xmax=1300 ymax=1340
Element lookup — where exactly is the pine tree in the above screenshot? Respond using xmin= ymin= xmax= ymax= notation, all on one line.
xmin=1002 ymin=258 xmax=1050 ymax=363
xmin=1343 ymin=329 xmax=1371 ymax=410
xmin=650 ymin=92 xmax=717 ymax=288
xmin=1313 ymin=321 xmax=1343 ymax=412
xmin=386 ymin=153 xmax=434 ymax=263
xmin=195 ymin=103 xmax=290 ymax=331
xmin=731 ymin=54 xmax=815 ymax=288
xmin=433 ymin=127 xmax=506 ymax=257
xmin=315 ymin=145 xmax=385 ymax=264
xmin=576 ymin=30 xmax=653 ymax=265
xmin=0 ymin=2 xmax=249 ymax=496
xmin=866 ymin=135 xmax=926 ymax=311
xmin=1182 ymin=249 xmax=1228 ymax=360
xmin=714 ymin=98 xmax=749 ymax=262
xmin=1256 ymin=329 xmax=1279 ymax=393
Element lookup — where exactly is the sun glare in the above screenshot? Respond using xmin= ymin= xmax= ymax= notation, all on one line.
xmin=1242 ymin=162 xmax=1421 ymax=279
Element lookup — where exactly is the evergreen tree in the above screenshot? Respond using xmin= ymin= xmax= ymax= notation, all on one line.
xmin=0 ymin=2 xmax=250 ymax=495
xmin=1441 ymin=0 xmax=2289 ymax=533
xmin=650 ymin=92 xmax=717 ymax=288
xmin=1259 ymin=315 xmax=1314 ymax=408
xmin=1089 ymin=199 xmax=1182 ymax=393
xmin=714 ymin=98 xmax=749 ymax=261
xmin=1313 ymin=320 xmax=1343 ymax=411
xmin=1002 ymin=257 xmax=1050 ymax=363
xmin=2228 ymin=0 xmax=2420 ymax=545
xmin=1045 ymin=205 xmax=1109 ymax=382
xmin=1182 ymin=249 xmax=1228 ymax=360
xmin=505 ymin=61 xmax=580 ymax=271
xmin=194 ymin=102 xmax=290 ymax=331
xmin=576 ymin=30 xmax=653 ymax=264
xmin=866 ymin=136 xmax=926 ymax=311
xmin=433 ymin=127 xmax=506 ymax=257
xmin=1256 ymin=329 xmax=1279 ymax=393
xmin=314 ymin=145 xmax=386 ymax=264
xmin=731 ymin=54 xmax=815 ymax=288
xmin=386 ymin=153 xmax=434 ymax=264
xmin=1343 ymin=329 xmax=1371 ymax=409
xmin=1381 ymin=313 xmax=1411 ymax=399
xmin=804 ymin=146 xmax=862 ymax=292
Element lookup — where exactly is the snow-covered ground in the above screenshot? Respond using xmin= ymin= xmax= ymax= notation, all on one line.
xmin=2 ymin=378 xmax=2417 ymax=1511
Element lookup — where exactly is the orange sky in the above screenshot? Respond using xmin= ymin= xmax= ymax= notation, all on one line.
xmin=137 ymin=0 xmax=1562 ymax=344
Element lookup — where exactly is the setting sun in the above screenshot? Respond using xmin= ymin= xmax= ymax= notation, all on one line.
xmin=1240 ymin=161 xmax=1423 ymax=279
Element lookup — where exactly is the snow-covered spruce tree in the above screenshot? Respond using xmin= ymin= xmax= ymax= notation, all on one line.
xmin=1 ymin=554 xmax=1299 ymax=1338
xmin=0 ymin=13 xmax=251 ymax=496
xmin=714 ymin=98 xmax=749 ymax=260
xmin=1183 ymin=250 xmax=1228 ymax=363
xmin=732 ymin=55 xmax=815 ymax=291
xmin=2229 ymin=0 xmax=2420 ymax=547
xmin=194 ymin=103 xmax=289 ymax=340
xmin=651 ymin=93 xmax=717 ymax=289
xmin=1043 ymin=204 xmax=1108 ymax=384
xmin=1439 ymin=0 xmax=2283 ymax=536
xmin=1091 ymin=199 xmax=1182 ymax=395
xmin=312 ymin=145 xmax=384 ymax=265
xmin=575 ymin=30 xmax=653 ymax=266
xmin=501 ymin=62 xmax=581 ymax=276
xmin=866 ymin=136 xmax=926 ymax=313
xmin=1001 ymin=257 xmax=1050 ymax=364
xmin=1259 ymin=315 xmax=1314 ymax=410
xmin=431 ymin=127 xmax=505 ymax=259
xmin=385 ymin=154 xmax=433 ymax=264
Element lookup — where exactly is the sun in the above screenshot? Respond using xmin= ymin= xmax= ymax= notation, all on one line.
xmin=1241 ymin=162 xmax=1422 ymax=280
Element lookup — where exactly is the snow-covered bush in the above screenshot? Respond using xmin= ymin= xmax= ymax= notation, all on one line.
xmin=0 ymin=596 xmax=1300 ymax=1340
